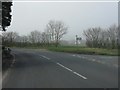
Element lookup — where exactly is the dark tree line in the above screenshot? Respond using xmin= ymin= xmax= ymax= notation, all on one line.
xmin=2 ymin=20 xmax=68 ymax=47
xmin=84 ymin=25 xmax=120 ymax=49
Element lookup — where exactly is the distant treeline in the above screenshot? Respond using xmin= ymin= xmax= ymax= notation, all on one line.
xmin=2 ymin=20 xmax=68 ymax=47
xmin=83 ymin=24 xmax=120 ymax=49
xmin=1 ymin=24 xmax=120 ymax=49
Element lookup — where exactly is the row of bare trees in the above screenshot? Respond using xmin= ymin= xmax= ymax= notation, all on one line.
xmin=1 ymin=20 xmax=119 ymax=49
xmin=84 ymin=25 xmax=120 ymax=49
xmin=2 ymin=20 xmax=68 ymax=47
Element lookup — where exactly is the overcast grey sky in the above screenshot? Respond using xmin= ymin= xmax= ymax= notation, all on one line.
xmin=7 ymin=1 xmax=118 ymax=40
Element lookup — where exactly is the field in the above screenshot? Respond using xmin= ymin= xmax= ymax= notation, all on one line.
xmin=11 ymin=45 xmax=119 ymax=56
xmin=47 ymin=46 xmax=119 ymax=56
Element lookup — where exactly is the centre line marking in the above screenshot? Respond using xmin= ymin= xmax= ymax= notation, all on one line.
xmin=40 ymin=55 xmax=50 ymax=60
xmin=56 ymin=63 xmax=87 ymax=80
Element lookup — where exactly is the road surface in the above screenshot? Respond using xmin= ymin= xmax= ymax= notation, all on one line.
xmin=2 ymin=48 xmax=118 ymax=88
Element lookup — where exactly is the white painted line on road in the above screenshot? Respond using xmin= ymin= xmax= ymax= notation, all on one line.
xmin=91 ymin=59 xmax=95 ymax=62
xmin=1 ymin=53 xmax=16 ymax=88
xmin=96 ymin=60 xmax=102 ymax=63
xmin=2 ymin=70 xmax=9 ymax=81
xmin=56 ymin=62 xmax=87 ymax=80
xmin=73 ymin=72 xmax=87 ymax=79
xmin=76 ymin=55 xmax=86 ymax=59
xmin=40 ymin=55 xmax=50 ymax=60
xmin=72 ymin=55 xmax=86 ymax=60
xmin=72 ymin=55 xmax=76 ymax=56
xmin=57 ymin=63 xmax=73 ymax=72
xmin=72 ymin=54 xmax=118 ymax=68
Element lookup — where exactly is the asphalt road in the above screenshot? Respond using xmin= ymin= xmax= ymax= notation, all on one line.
xmin=2 ymin=48 xmax=118 ymax=88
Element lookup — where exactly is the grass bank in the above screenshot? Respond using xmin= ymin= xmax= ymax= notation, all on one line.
xmin=47 ymin=46 xmax=119 ymax=56
xmin=10 ymin=46 xmax=119 ymax=56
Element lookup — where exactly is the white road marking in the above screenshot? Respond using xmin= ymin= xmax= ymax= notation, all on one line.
xmin=77 ymin=55 xmax=81 ymax=58
xmin=73 ymin=72 xmax=87 ymax=79
xmin=72 ymin=55 xmax=118 ymax=68
xmin=56 ymin=62 xmax=87 ymax=80
xmin=0 ymin=70 xmax=9 ymax=89
xmin=91 ymin=59 xmax=95 ymax=61
xmin=2 ymin=70 xmax=9 ymax=81
xmin=96 ymin=60 xmax=102 ymax=63
xmin=1 ymin=53 xmax=16 ymax=87
xmin=40 ymin=55 xmax=50 ymax=60
xmin=72 ymin=55 xmax=76 ymax=56
xmin=1 ymin=67 xmax=11 ymax=88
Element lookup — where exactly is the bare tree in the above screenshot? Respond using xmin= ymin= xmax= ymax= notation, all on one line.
xmin=46 ymin=20 xmax=68 ymax=47
xmin=2 ymin=31 xmax=18 ymax=46
xmin=2 ymin=32 xmax=8 ymax=43
xmin=2 ymin=31 xmax=18 ymax=42
xmin=99 ymin=30 xmax=110 ymax=48
xmin=83 ymin=27 xmax=102 ymax=48
xmin=29 ymin=30 xmax=42 ymax=43
xmin=117 ymin=25 xmax=120 ymax=48
xmin=84 ymin=25 xmax=119 ymax=49
xmin=41 ymin=32 xmax=50 ymax=45
xmin=107 ymin=25 xmax=118 ymax=49
xmin=46 ymin=20 xmax=55 ymax=42
xmin=17 ymin=35 xmax=29 ymax=43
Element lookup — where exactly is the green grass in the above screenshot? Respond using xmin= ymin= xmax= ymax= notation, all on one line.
xmin=11 ymin=45 xmax=119 ymax=56
xmin=47 ymin=46 xmax=119 ymax=56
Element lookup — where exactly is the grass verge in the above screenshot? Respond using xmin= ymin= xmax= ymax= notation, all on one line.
xmin=10 ymin=46 xmax=119 ymax=56
xmin=47 ymin=46 xmax=119 ymax=56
